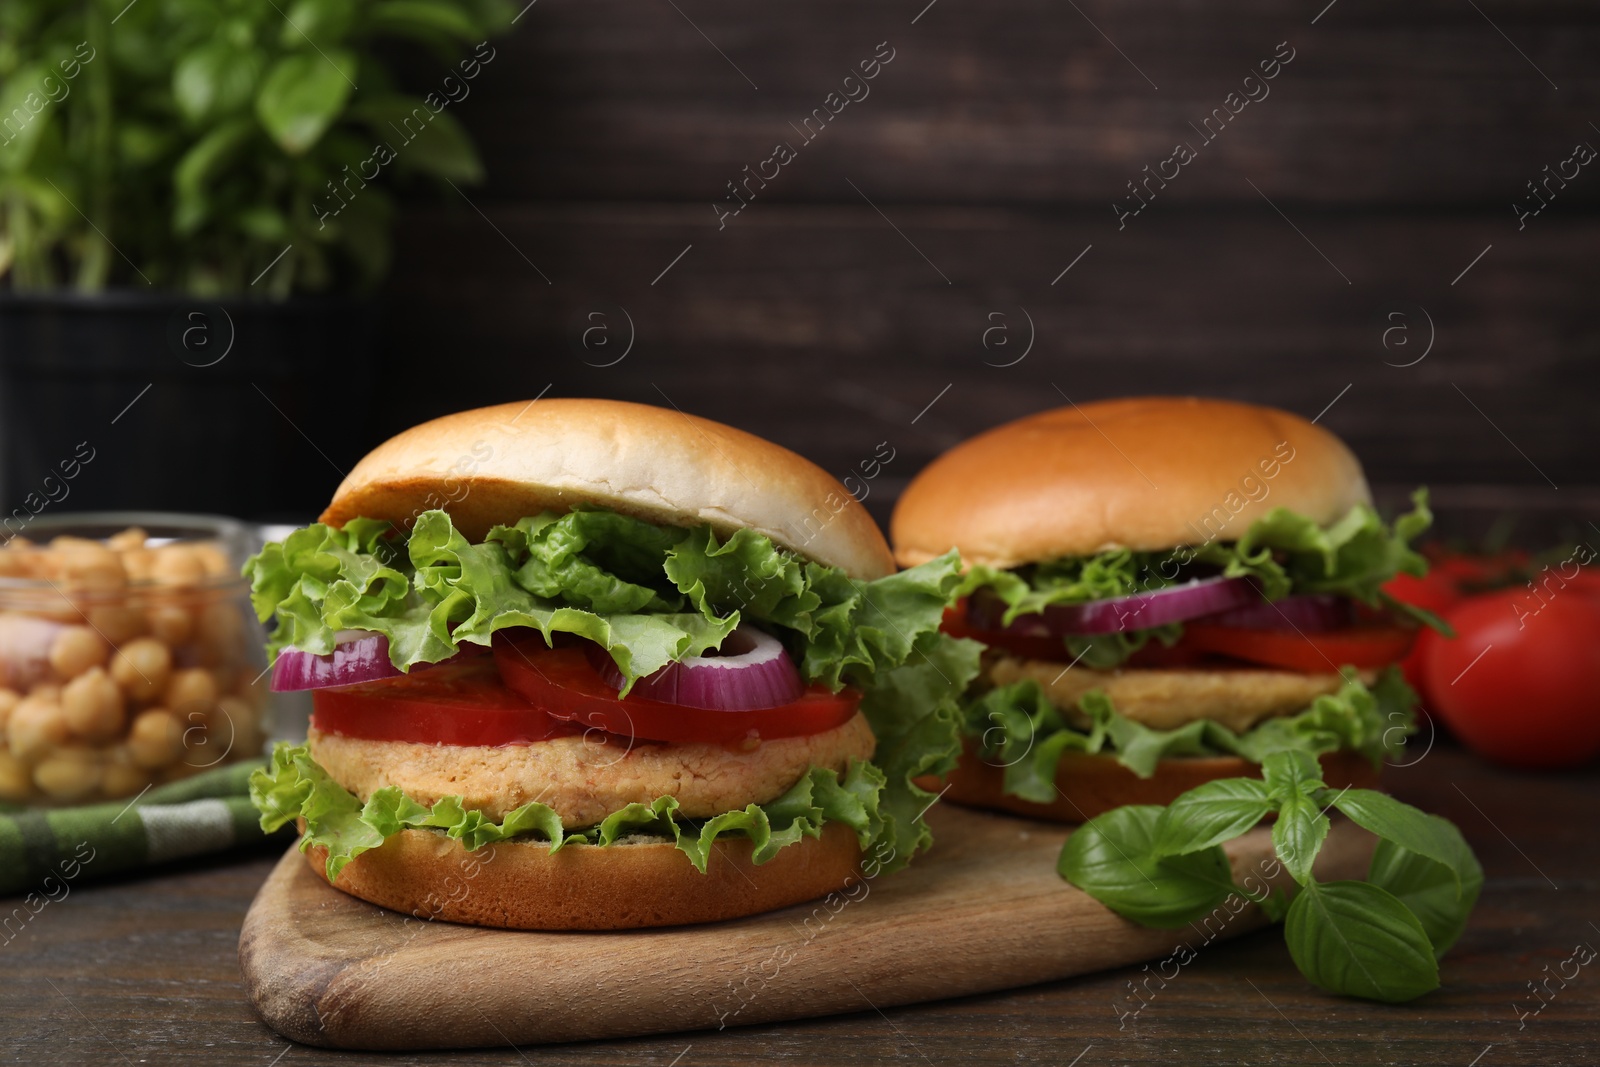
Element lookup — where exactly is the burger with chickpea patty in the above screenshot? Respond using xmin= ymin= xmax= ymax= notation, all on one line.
xmin=890 ymin=396 xmax=1442 ymax=822
xmin=247 ymin=398 xmax=974 ymax=930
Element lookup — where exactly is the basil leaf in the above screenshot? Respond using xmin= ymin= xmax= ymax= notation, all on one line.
xmin=1329 ymin=789 xmax=1475 ymax=895
xmin=1058 ymin=806 xmax=1234 ymax=929
xmin=1285 ymin=880 xmax=1440 ymax=1002
xmin=1367 ymin=838 xmax=1483 ymax=956
xmin=1273 ymin=792 xmax=1330 ymax=886
xmin=1261 ymin=749 xmax=1326 ymax=803
xmin=1152 ymin=778 xmax=1274 ymax=857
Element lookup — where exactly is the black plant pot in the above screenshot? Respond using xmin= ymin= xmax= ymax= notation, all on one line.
xmin=0 ymin=291 xmax=378 ymax=524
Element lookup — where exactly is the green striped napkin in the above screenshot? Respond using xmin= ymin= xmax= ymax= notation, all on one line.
xmin=0 ymin=760 xmax=287 ymax=897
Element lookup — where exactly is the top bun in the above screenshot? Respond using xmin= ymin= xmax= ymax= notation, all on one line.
xmin=321 ymin=398 xmax=895 ymax=580
xmin=891 ymin=396 xmax=1371 ymax=569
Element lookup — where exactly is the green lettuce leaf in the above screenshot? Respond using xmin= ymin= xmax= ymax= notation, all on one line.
xmin=965 ymin=667 xmax=1415 ymax=803
xmin=252 ymin=742 xmax=888 ymax=881
xmin=955 ymin=491 xmax=1437 ymax=667
xmin=856 ymin=632 xmax=983 ymax=869
xmin=244 ymin=508 xmax=963 ymax=695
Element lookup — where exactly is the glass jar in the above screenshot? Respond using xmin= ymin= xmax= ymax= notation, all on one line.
xmin=0 ymin=513 xmax=268 ymax=804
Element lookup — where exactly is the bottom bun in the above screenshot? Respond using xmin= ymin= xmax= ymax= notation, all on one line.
xmin=302 ymin=822 xmax=863 ymax=930
xmin=923 ymin=743 xmax=1381 ymax=824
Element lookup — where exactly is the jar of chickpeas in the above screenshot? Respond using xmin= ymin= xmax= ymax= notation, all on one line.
xmin=0 ymin=514 xmax=268 ymax=804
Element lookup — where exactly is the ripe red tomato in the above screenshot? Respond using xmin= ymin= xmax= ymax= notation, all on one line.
xmin=1420 ymin=589 xmax=1600 ymax=769
xmin=1384 ymin=572 xmax=1465 ymax=714
xmin=1425 ymin=548 xmax=1531 ymax=592
xmin=1181 ymin=622 xmax=1416 ymax=674
xmin=492 ymin=634 xmax=861 ymax=744
xmin=1384 ymin=572 xmax=1465 ymax=618
xmin=311 ymin=659 xmax=586 ymax=746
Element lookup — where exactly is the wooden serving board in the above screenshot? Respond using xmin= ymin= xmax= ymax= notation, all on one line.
xmin=239 ymin=805 xmax=1374 ymax=1050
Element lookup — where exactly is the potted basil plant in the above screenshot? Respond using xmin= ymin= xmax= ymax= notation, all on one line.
xmin=0 ymin=0 xmax=514 ymax=519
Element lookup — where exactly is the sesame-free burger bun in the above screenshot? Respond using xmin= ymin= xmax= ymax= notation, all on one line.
xmin=891 ymin=396 xmax=1371 ymax=569
xmin=321 ymin=398 xmax=895 ymax=580
xmin=303 ymin=821 xmax=863 ymax=930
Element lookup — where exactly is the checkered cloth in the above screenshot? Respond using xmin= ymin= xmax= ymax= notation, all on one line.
xmin=0 ymin=760 xmax=285 ymax=896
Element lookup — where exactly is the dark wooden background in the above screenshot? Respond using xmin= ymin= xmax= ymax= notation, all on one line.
xmin=8 ymin=0 xmax=1593 ymax=538
xmin=347 ymin=0 xmax=1599 ymax=541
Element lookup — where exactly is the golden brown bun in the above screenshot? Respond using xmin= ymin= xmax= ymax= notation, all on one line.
xmin=891 ymin=396 xmax=1371 ymax=569
xmin=322 ymin=398 xmax=894 ymax=580
xmin=920 ymin=744 xmax=1380 ymax=824
xmin=303 ymin=822 xmax=862 ymax=930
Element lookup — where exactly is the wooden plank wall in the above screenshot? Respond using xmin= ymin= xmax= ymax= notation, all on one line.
xmin=365 ymin=0 xmax=1599 ymax=540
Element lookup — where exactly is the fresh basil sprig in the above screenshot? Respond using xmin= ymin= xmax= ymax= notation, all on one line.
xmin=1059 ymin=750 xmax=1482 ymax=1003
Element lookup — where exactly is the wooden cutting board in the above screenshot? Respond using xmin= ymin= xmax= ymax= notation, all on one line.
xmin=239 ymin=804 xmax=1374 ymax=1050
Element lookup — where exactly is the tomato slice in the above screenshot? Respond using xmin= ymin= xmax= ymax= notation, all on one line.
xmin=1181 ymin=622 xmax=1416 ymax=673
xmin=943 ymin=605 xmax=1221 ymax=668
xmin=940 ymin=606 xmax=1073 ymax=662
xmin=310 ymin=659 xmax=587 ymax=746
xmin=492 ymin=633 xmax=861 ymax=744
xmin=944 ymin=603 xmax=1416 ymax=673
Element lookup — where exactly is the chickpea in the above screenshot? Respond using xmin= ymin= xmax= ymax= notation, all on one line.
xmin=49 ymin=625 xmax=109 ymax=679
xmin=9 ymin=696 xmax=69 ymax=759
xmin=34 ymin=751 xmax=101 ymax=802
xmin=100 ymin=756 xmax=151 ymax=799
xmin=151 ymin=547 xmax=206 ymax=587
xmin=146 ymin=603 xmax=193 ymax=645
xmin=30 ymin=593 xmax=83 ymax=625
xmin=0 ymin=750 xmax=33 ymax=802
xmin=62 ymin=667 xmax=126 ymax=743
xmin=192 ymin=543 xmax=231 ymax=576
xmin=106 ymin=528 xmax=147 ymax=552
xmin=165 ymin=667 xmax=219 ymax=716
xmin=199 ymin=601 xmax=245 ymax=662
xmin=87 ymin=603 xmax=148 ymax=645
xmin=122 ymin=547 xmax=156 ymax=584
xmin=58 ymin=548 xmax=126 ymax=592
xmin=49 ymin=536 xmax=103 ymax=554
xmin=127 ymin=709 xmax=184 ymax=769
xmin=0 ymin=688 xmax=20 ymax=738
xmin=111 ymin=638 xmax=172 ymax=704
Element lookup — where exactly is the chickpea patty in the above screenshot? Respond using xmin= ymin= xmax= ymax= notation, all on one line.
xmin=985 ymin=654 xmax=1376 ymax=734
xmin=307 ymin=711 xmax=878 ymax=828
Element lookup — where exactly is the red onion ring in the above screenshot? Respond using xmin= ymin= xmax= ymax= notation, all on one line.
xmin=1198 ymin=594 xmax=1355 ymax=633
xmin=969 ymin=575 xmax=1260 ymax=636
xmin=591 ymin=624 xmax=806 ymax=711
xmin=271 ymin=630 xmax=402 ymax=692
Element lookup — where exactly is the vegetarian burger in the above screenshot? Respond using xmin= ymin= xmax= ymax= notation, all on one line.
xmin=891 ymin=396 xmax=1438 ymax=822
xmin=248 ymin=399 xmax=971 ymax=929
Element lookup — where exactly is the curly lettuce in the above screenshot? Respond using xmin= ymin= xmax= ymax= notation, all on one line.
xmin=255 ymin=742 xmax=888 ymax=881
xmin=245 ymin=508 xmax=963 ymax=694
xmin=965 ymin=667 xmax=1416 ymax=804
xmin=956 ymin=491 xmax=1439 ymax=668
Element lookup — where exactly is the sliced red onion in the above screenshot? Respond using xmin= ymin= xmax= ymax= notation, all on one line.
xmin=592 ymin=624 xmax=806 ymax=711
xmin=969 ymin=575 xmax=1260 ymax=636
xmin=1200 ymin=594 xmax=1355 ymax=633
xmin=271 ymin=630 xmax=403 ymax=692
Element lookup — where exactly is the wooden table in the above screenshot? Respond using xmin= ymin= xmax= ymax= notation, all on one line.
xmin=3 ymin=745 xmax=1594 ymax=1066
